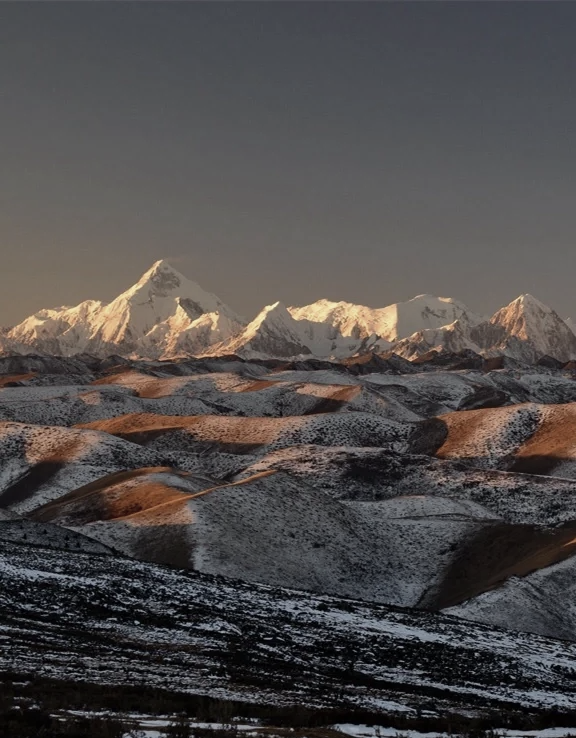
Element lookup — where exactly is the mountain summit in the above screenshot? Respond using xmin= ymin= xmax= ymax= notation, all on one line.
xmin=8 ymin=261 xmax=244 ymax=359
xmin=489 ymin=294 xmax=576 ymax=363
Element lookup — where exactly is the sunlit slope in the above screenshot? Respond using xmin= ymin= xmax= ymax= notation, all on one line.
xmin=77 ymin=411 xmax=412 ymax=454
xmin=435 ymin=402 xmax=576 ymax=478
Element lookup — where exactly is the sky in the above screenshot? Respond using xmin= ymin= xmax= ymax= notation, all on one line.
xmin=2 ymin=1 xmax=576 ymax=324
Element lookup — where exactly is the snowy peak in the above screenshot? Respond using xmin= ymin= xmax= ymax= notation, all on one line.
xmin=215 ymin=301 xmax=313 ymax=358
xmin=238 ymin=301 xmax=304 ymax=347
xmin=94 ymin=261 xmax=244 ymax=354
xmin=124 ymin=259 xmax=189 ymax=301
xmin=249 ymin=300 xmax=291 ymax=326
xmin=7 ymin=260 xmax=244 ymax=359
xmin=135 ymin=258 xmax=184 ymax=286
xmin=490 ymin=294 xmax=576 ymax=362
xmin=492 ymin=293 xmax=553 ymax=325
xmin=2 ymin=265 xmax=576 ymax=363
xmin=110 ymin=260 xmax=239 ymax=319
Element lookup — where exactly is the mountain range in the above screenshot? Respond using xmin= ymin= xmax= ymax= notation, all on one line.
xmin=3 ymin=259 xmax=576 ymax=363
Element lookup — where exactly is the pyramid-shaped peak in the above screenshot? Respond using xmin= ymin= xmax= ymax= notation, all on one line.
xmin=498 ymin=293 xmax=553 ymax=315
xmin=247 ymin=301 xmax=293 ymax=330
xmin=122 ymin=259 xmax=222 ymax=306
xmin=136 ymin=259 xmax=187 ymax=286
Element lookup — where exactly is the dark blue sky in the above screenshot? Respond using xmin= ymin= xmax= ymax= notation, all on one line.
xmin=2 ymin=2 xmax=576 ymax=323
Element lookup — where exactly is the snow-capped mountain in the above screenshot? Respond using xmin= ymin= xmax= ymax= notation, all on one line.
xmin=7 ymin=299 xmax=105 ymax=356
xmin=2 ymin=261 xmax=576 ymax=363
xmin=208 ymin=301 xmax=392 ymax=359
xmin=289 ymin=294 xmax=482 ymax=342
xmin=392 ymin=294 xmax=576 ymax=363
xmin=210 ymin=301 xmax=315 ymax=359
xmin=213 ymin=293 xmax=478 ymax=360
xmin=489 ymin=294 xmax=576 ymax=363
xmin=8 ymin=260 xmax=245 ymax=359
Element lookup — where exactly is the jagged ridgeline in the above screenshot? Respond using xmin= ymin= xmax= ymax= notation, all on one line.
xmin=2 ymin=260 xmax=576 ymax=362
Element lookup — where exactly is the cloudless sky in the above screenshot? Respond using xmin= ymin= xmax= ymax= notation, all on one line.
xmin=2 ymin=1 xmax=576 ymax=323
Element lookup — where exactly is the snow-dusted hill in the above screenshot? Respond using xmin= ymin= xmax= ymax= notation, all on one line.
xmin=8 ymin=537 xmax=576 ymax=722
xmin=0 ymin=359 xmax=574 ymax=623
xmin=434 ymin=402 xmax=576 ymax=479
xmin=32 ymin=468 xmax=501 ymax=608
xmin=31 ymin=453 xmax=576 ymax=617
xmin=0 ymin=421 xmax=169 ymax=514
xmin=5 ymin=345 xmax=576 ymax=647
xmin=6 ymin=347 xmax=576 ymax=726
xmin=77 ymin=410 xmax=412 ymax=457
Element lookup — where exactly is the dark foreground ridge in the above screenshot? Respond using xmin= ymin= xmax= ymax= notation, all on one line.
xmin=3 ymin=538 xmax=576 ymax=722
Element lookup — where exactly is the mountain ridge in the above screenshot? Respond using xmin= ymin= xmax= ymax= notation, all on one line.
xmin=3 ymin=261 xmax=576 ymax=363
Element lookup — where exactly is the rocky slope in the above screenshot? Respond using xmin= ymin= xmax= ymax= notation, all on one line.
xmin=5 ymin=536 xmax=576 ymax=721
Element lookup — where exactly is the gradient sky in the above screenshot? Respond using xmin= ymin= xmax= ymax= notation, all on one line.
xmin=2 ymin=1 xmax=576 ymax=324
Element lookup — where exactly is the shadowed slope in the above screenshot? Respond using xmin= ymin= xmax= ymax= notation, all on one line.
xmin=421 ymin=521 xmax=576 ymax=610
xmin=0 ymin=421 xmax=166 ymax=514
